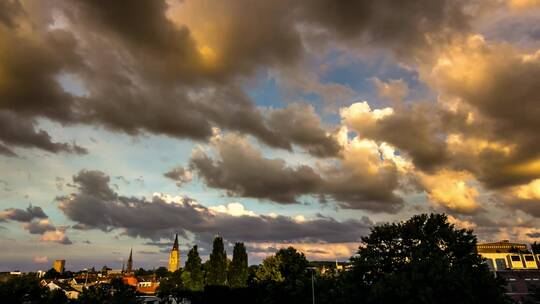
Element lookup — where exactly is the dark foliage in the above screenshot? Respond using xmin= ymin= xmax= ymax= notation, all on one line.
xmin=206 ymin=236 xmax=228 ymax=286
xmin=228 ymin=242 xmax=249 ymax=288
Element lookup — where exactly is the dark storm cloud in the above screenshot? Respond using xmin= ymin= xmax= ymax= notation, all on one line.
xmin=0 ymin=0 xmax=479 ymax=158
xmin=0 ymin=111 xmax=87 ymax=156
xmin=189 ymin=133 xmax=403 ymax=212
xmin=0 ymin=25 xmax=81 ymax=122
xmin=297 ymin=0 xmax=472 ymax=56
xmin=0 ymin=205 xmax=48 ymax=222
xmin=57 ymin=169 xmax=373 ymax=243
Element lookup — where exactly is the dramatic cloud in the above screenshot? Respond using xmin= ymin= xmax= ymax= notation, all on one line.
xmin=189 ymin=133 xmax=403 ymax=212
xmin=189 ymin=134 xmax=323 ymax=204
xmin=424 ymin=35 xmax=540 ymax=188
xmin=58 ymin=169 xmax=373 ymax=244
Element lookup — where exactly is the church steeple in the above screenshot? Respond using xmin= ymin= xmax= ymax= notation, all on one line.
xmin=173 ymin=234 xmax=179 ymax=251
xmin=126 ymin=248 xmax=133 ymax=274
xmin=168 ymin=234 xmax=180 ymax=272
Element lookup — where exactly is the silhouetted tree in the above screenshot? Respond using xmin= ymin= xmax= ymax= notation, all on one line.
xmin=228 ymin=242 xmax=249 ymax=288
xmin=154 ymin=266 xmax=168 ymax=278
xmin=157 ymin=269 xmax=184 ymax=303
xmin=0 ymin=274 xmax=47 ymax=304
xmin=77 ymin=277 xmax=138 ymax=304
xmin=206 ymin=236 xmax=228 ymax=286
xmin=183 ymin=245 xmax=204 ymax=291
xmin=531 ymin=241 xmax=540 ymax=253
xmin=344 ymin=213 xmax=511 ymax=304
xmin=43 ymin=268 xmax=61 ymax=280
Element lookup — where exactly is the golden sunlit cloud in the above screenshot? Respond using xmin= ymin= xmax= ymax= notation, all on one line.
xmin=420 ymin=170 xmax=482 ymax=214
xmin=508 ymin=0 xmax=540 ymax=9
xmin=512 ymin=179 xmax=540 ymax=200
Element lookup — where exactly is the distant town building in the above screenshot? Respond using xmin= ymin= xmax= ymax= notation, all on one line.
xmin=168 ymin=234 xmax=180 ymax=272
xmin=53 ymin=260 xmax=65 ymax=273
xmin=478 ymin=240 xmax=540 ymax=302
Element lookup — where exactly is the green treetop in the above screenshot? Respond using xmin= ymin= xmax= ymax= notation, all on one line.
xmin=228 ymin=242 xmax=249 ymax=288
xmin=182 ymin=245 xmax=204 ymax=291
xmin=206 ymin=236 xmax=228 ymax=286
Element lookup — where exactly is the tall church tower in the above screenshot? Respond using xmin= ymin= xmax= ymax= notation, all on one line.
xmin=168 ymin=234 xmax=180 ymax=272
xmin=126 ymin=248 xmax=133 ymax=274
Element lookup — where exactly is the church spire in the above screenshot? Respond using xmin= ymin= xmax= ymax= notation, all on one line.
xmin=173 ymin=234 xmax=179 ymax=251
xmin=168 ymin=234 xmax=180 ymax=272
xmin=126 ymin=248 xmax=133 ymax=274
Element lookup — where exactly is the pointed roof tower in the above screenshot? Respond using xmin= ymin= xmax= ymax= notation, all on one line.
xmin=126 ymin=247 xmax=133 ymax=274
xmin=172 ymin=234 xmax=179 ymax=251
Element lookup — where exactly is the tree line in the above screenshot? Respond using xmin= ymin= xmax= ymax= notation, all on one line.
xmin=0 ymin=214 xmax=525 ymax=303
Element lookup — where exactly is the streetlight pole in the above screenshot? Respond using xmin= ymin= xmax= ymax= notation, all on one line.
xmin=307 ymin=267 xmax=316 ymax=304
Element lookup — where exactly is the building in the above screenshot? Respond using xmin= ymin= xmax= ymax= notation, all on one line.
xmin=53 ymin=260 xmax=65 ymax=273
xmin=168 ymin=234 xmax=180 ymax=272
xmin=477 ymin=240 xmax=538 ymax=271
xmin=478 ymin=240 xmax=540 ymax=302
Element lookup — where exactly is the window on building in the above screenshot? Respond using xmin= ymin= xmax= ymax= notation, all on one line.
xmin=496 ymin=258 xmax=507 ymax=269
xmin=511 ymin=255 xmax=521 ymax=262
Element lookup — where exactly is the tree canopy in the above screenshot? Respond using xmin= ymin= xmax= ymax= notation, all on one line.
xmin=345 ymin=213 xmax=510 ymax=304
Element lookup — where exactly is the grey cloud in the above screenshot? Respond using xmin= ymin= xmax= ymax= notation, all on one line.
xmin=297 ymin=0 xmax=472 ymax=57
xmin=57 ymin=169 xmax=373 ymax=244
xmin=0 ymin=111 xmax=87 ymax=157
xmin=23 ymin=220 xmax=56 ymax=235
xmin=527 ymin=233 xmax=540 ymax=239
xmin=189 ymin=134 xmax=323 ymax=204
xmin=267 ymin=103 xmax=341 ymax=157
xmin=163 ymin=166 xmax=192 ymax=187
xmin=189 ymin=133 xmax=403 ymax=212
xmin=0 ymin=205 xmax=48 ymax=222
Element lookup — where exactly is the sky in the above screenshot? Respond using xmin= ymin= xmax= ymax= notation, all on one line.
xmin=1 ymin=0 xmax=540 ymax=272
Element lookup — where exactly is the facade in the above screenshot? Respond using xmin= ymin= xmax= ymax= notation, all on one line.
xmin=53 ymin=260 xmax=65 ymax=273
xmin=478 ymin=240 xmax=540 ymax=302
xmin=477 ymin=240 xmax=538 ymax=271
xmin=168 ymin=234 xmax=180 ymax=272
